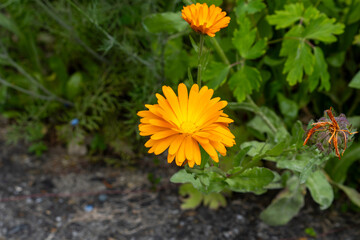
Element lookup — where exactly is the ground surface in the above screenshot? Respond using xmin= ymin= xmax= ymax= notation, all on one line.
xmin=0 ymin=139 xmax=360 ymax=240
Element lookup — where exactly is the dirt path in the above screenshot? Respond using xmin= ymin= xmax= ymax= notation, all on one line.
xmin=0 ymin=142 xmax=360 ymax=240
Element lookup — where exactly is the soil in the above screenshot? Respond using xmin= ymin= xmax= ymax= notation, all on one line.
xmin=0 ymin=134 xmax=360 ymax=239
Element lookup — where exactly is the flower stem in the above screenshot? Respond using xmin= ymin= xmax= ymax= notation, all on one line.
xmin=210 ymin=37 xmax=277 ymax=134
xmin=246 ymin=96 xmax=277 ymax=134
xmin=197 ymin=34 xmax=205 ymax=87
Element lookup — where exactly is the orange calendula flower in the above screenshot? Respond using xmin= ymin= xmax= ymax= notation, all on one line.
xmin=181 ymin=3 xmax=231 ymax=37
xmin=138 ymin=83 xmax=236 ymax=168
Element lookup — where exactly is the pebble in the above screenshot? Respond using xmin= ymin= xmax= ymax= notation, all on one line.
xmin=84 ymin=205 xmax=94 ymax=212
xmin=98 ymin=194 xmax=107 ymax=202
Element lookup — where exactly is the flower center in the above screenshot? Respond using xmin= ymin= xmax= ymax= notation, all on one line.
xmin=180 ymin=121 xmax=196 ymax=134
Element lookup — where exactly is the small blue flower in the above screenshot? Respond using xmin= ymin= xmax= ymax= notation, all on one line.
xmin=70 ymin=118 xmax=79 ymax=126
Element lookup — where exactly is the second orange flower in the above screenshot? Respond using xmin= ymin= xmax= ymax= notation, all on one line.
xmin=181 ymin=3 xmax=231 ymax=37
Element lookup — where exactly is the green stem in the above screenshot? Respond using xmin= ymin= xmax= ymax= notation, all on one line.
xmin=197 ymin=34 xmax=205 ymax=87
xmin=210 ymin=37 xmax=231 ymax=66
xmin=246 ymin=96 xmax=277 ymax=134
xmin=210 ymin=37 xmax=277 ymax=134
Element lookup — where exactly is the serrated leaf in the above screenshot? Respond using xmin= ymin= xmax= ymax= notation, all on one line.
xmin=266 ymin=3 xmax=304 ymax=29
xmin=232 ymin=17 xmax=266 ymax=59
xmin=235 ymin=0 xmax=266 ymax=18
xmin=306 ymin=170 xmax=334 ymax=210
xmin=308 ymin=47 xmax=330 ymax=91
xmin=260 ymin=177 xmax=305 ymax=226
xmin=281 ymin=32 xmax=314 ymax=85
xmin=303 ymin=15 xmax=344 ymax=43
xmin=349 ymin=70 xmax=360 ymax=89
xmin=225 ymin=167 xmax=274 ymax=194
xmin=202 ymin=61 xmax=230 ymax=89
xmin=228 ymin=65 xmax=262 ymax=102
xmin=203 ymin=192 xmax=227 ymax=210
xmin=143 ymin=12 xmax=188 ymax=33
xmin=179 ymin=183 xmax=203 ymax=210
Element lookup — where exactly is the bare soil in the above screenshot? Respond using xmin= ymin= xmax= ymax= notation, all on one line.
xmin=0 ymin=138 xmax=360 ymax=240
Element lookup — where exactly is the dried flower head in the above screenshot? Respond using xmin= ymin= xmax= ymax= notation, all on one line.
xmin=303 ymin=107 xmax=357 ymax=159
xmin=138 ymin=83 xmax=235 ymax=168
xmin=181 ymin=3 xmax=231 ymax=37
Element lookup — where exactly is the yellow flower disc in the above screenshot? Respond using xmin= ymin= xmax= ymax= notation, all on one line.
xmin=138 ymin=83 xmax=236 ymax=168
xmin=181 ymin=3 xmax=231 ymax=37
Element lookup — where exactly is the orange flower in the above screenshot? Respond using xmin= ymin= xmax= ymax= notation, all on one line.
xmin=138 ymin=83 xmax=235 ymax=168
xmin=181 ymin=3 xmax=230 ymax=37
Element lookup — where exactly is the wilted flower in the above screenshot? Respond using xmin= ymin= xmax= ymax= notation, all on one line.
xmin=138 ymin=83 xmax=235 ymax=168
xmin=181 ymin=3 xmax=231 ymax=37
xmin=303 ymin=107 xmax=357 ymax=159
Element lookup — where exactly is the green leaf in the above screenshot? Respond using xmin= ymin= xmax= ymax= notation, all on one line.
xmin=233 ymin=146 xmax=252 ymax=166
xmin=266 ymin=3 xmax=304 ymax=29
xmin=291 ymin=120 xmax=305 ymax=148
xmin=326 ymin=51 xmax=345 ymax=67
xmin=306 ymin=170 xmax=334 ymax=210
xmin=260 ymin=177 xmax=305 ymax=226
xmin=335 ymin=183 xmax=360 ymax=208
xmin=202 ymin=62 xmax=230 ymax=89
xmin=266 ymin=141 xmax=287 ymax=156
xmin=303 ymin=15 xmax=344 ymax=43
xmin=281 ymin=28 xmax=314 ymax=85
xmin=235 ymin=0 xmax=266 ymax=18
xmin=326 ymin=143 xmax=360 ymax=183
xmin=225 ymin=167 xmax=274 ymax=194
xmin=349 ymin=70 xmax=360 ymax=89
xmin=170 ymin=169 xmax=202 ymax=189
xmin=143 ymin=12 xmax=188 ymax=34
xmin=346 ymin=2 xmax=360 ymax=24
xmin=179 ymin=183 xmax=203 ymax=210
xmin=240 ymin=141 xmax=273 ymax=157
xmin=277 ymin=93 xmax=298 ymax=119
xmin=228 ymin=65 xmax=262 ymax=102
xmin=308 ymin=47 xmax=330 ymax=91
xmin=232 ymin=17 xmax=266 ymax=60
xmin=196 ymin=0 xmax=223 ymax=6
xmin=203 ymin=192 xmax=227 ymax=210
xmin=66 ymin=72 xmax=83 ymax=100
xmin=0 ymin=13 xmax=22 ymax=37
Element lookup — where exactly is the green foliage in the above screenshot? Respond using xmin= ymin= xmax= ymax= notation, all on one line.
xmin=260 ymin=176 xmax=305 ymax=226
xmin=1 ymin=0 xmax=360 ymax=227
xmin=179 ymin=183 xmax=227 ymax=210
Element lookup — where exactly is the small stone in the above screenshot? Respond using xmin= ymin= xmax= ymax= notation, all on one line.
xmin=84 ymin=205 xmax=93 ymax=212
xmin=98 ymin=194 xmax=107 ymax=202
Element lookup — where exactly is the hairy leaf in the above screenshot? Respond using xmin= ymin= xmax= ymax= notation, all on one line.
xmin=306 ymin=170 xmax=334 ymax=210
xmin=226 ymin=167 xmax=274 ymax=194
